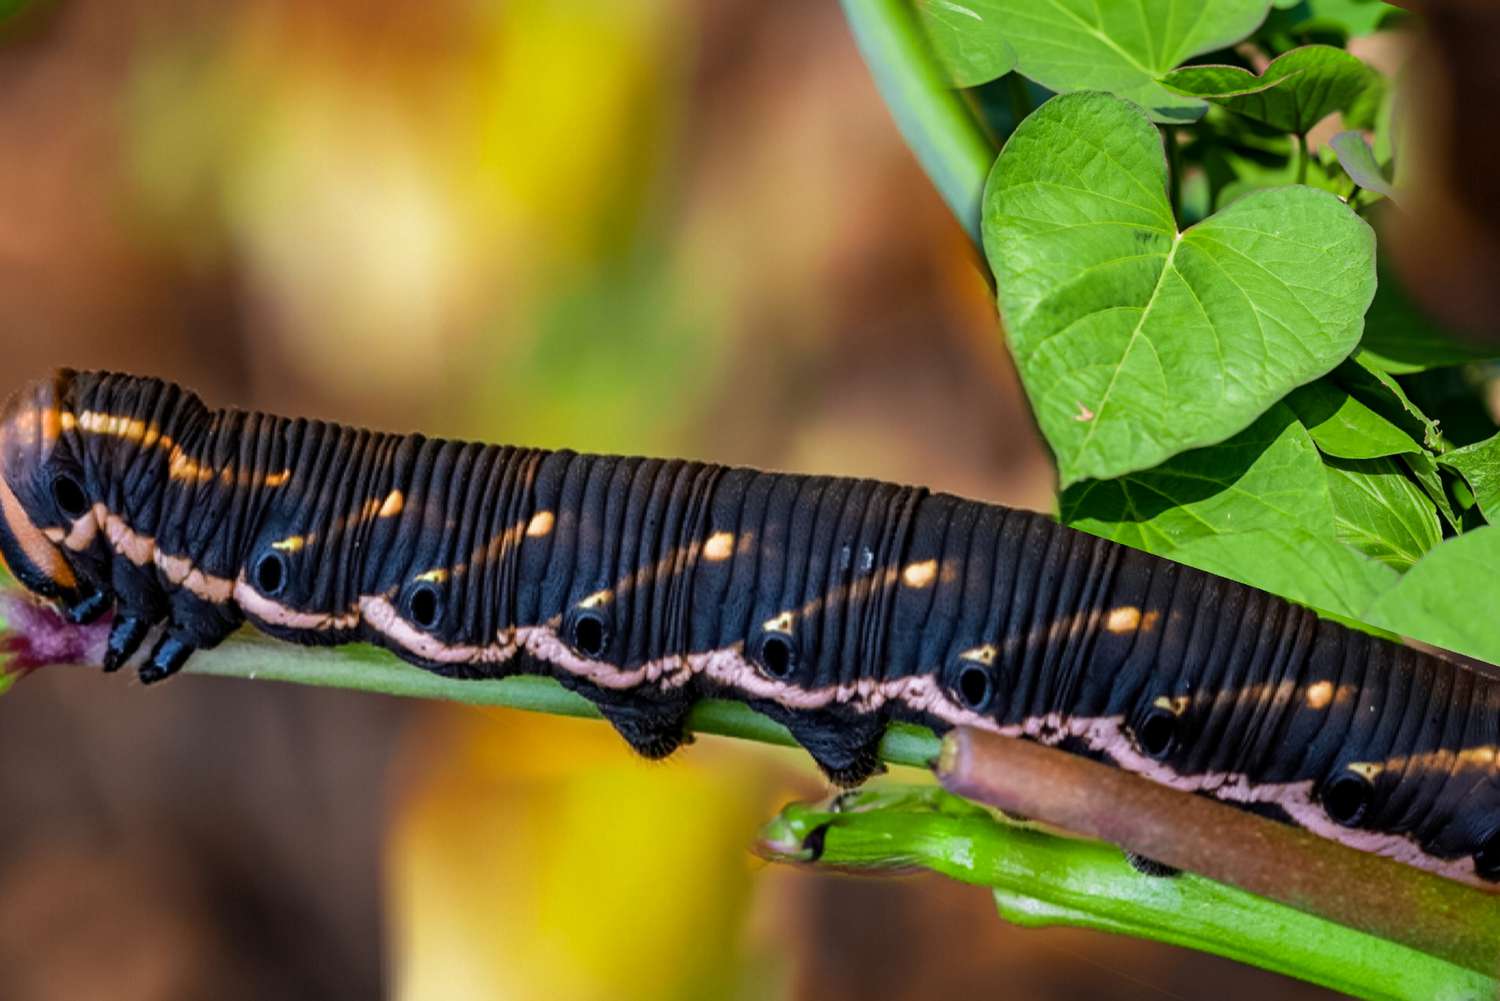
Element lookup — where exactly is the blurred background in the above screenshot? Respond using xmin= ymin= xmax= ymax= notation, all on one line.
xmin=0 ymin=1 xmax=1387 ymax=998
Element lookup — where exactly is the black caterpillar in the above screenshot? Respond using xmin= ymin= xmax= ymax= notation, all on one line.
xmin=2 ymin=370 xmax=1498 ymax=889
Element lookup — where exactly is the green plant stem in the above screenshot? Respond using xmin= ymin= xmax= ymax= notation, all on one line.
xmin=759 ymin=786 xmax=1499 ymax=1001
xmin=841 ymin=0 xmax=997 ymax=248
xmin=1297 ymin=131 xmax=1311 ymax=185
xmin=1 ymin=618 xmax=942 ymax=769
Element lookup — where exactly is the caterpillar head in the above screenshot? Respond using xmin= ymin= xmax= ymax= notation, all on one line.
xmin=0 ymin=371 xmax=111 ymax=624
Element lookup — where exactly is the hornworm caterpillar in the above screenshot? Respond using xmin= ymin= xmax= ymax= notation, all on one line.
xmin=1 ymin=370 xmax=1497 ymax=889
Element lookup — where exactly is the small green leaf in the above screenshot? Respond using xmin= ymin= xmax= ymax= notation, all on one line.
xmin=1161 ymin=45 xmax=1377 ymax=135
xmin=915 ymin=0 xmax=1018 ymax=87
xmin=1060 ymin=405 xmax=1333 ymax=553
xmin=1402 ymin=451 xmax=1462 ymax=531
xmin=1325 ymin=456 xmax=1442 ymax=570
xmin=1333 ymin=355 xmax=1443 ymax=450
xmin=1363 ymin=527 xmax=1500 ymax=665
xmin=1358 ymin=261 xmax=1495 ymax=375
xmin=970 ymin=0 xmax=1271 ymax=124
xmin=1286 ymin=379 xmax=1419 ymax=459
xmin=1261 ymin=0 xmax=1403 ymax=40
xmin=1166 ymin=528 xmax=1397 ymax=620
xmin=985 ymin=92 xmax=1377 ymax=485
xmin=1330 ymin=130 xmax=1396 ymax=201
xmin=1439 ymin=432 xmax=1500 ymax=523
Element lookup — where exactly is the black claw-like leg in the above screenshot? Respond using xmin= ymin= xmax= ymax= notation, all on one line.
xmin=102 ymin=615 xmax=153 ymax=672
xmin=139 ymin=632 xmax=195 ymax=685
xmin=62 ymin=584 xmax=112 ymax=626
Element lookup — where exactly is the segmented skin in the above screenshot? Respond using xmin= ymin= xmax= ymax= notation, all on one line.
xmin=1 ymin=370 xmax=1498 ymax=889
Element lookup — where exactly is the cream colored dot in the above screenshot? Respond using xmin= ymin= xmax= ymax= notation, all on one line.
xmin=703 ymin=531 xmax=735 ymax=561
xmin=1153 ymin=695 xmax=1189 ymax=715
xmin=1305 ymin=681 xmax=1334 ymax=710
xmin=1105 ymin=606 xmax=1141 ymax=634
xmin=526 ymin=510 xmax=555 ymax=537
xmin=581 ymin=589 xmax=612 ymax=609
xmin=901 ymin=559 xmax=938 ymax=589
xmin=763 ymin=611 xmax=794 ymax=634
xmin=378 ymin=490 xmax=405 ymax=518
xmin=960 ymin=644 xmax=997 ymax=665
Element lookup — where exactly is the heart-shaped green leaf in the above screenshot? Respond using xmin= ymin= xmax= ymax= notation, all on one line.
xmin=985 ymin=92 xmax=1377 ymax=486
xmin=966 ymin=0 xmax=1270 ymax=123
xmin=916 ymin=0 xmax=1017 ymax=87
xmin=1162 ymin=45 xmax=1377 ymax=135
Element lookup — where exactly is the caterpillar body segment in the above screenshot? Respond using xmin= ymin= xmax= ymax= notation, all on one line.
xmin=1 ymin=370 xmax=1498 ymax=889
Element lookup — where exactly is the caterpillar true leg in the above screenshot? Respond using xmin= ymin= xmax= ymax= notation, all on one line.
xmin=101 ymin=614 xmax=152 ymax=672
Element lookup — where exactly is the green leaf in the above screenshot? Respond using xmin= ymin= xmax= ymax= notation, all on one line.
xmin=1166 ymin=528 xmax=1397 ymax=619
xmin=1161 ymin=45 xmax=1377 ymax=135
xmin=1402 ymin=451 xmax=1462 ymax=531
xmin=1060 ymin=407 xmax=1406 ymax=617
xmin=1439 ymin=432 xmax=1500 ymax=523
xmin=1363 ymin=526 xmax=1500 ymax=665
xmin=1261 ymin=0 xmax=1404 ymax=40
xmin=969 ymin=0 xmax=1271 ymax=124
xmin=1358 ymin=260 xmax=1496 ymax=375
xmin=915 ymin=0 xmax=1018 ymax=87
xmin=1286 ymin=379 xmax=1419 ymax=459
xmin=1060 ymin=404 xmax=1332 ymax=552
xmin=1330 ymin=130 xmax=1396 ymax=201
xmin=984 ymin=92 xmax=1377 ymax=485
xmin=1332 ymin=355 xmax=1443 ymax=449
xmin=1325 ymin=456 xmax=1442 ymax=570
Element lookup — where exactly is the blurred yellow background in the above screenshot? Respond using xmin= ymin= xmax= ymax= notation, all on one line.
xmin=0 ymin=2 xmax=1337 ymax=998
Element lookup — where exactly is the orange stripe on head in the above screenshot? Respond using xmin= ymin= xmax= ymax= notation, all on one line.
xmin=0 ymin=472 xmax=76 ymax=591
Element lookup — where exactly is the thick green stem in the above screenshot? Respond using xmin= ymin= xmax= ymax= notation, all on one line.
xmin=760 ymin=786 xmax=1499 ymax=1001
xmin=841 ymin=0 xmax=997 ymax=248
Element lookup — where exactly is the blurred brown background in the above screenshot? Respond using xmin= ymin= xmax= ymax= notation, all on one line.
xmin=0 ymin=2 xmax=1344 ymax=998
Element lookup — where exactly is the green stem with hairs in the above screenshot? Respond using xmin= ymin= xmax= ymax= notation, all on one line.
xmin=840 ymin=0 xmax=998 ymax=248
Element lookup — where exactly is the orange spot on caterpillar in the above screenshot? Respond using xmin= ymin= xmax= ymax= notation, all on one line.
xmin=378 ymin=490 xmax=405 ymax=518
